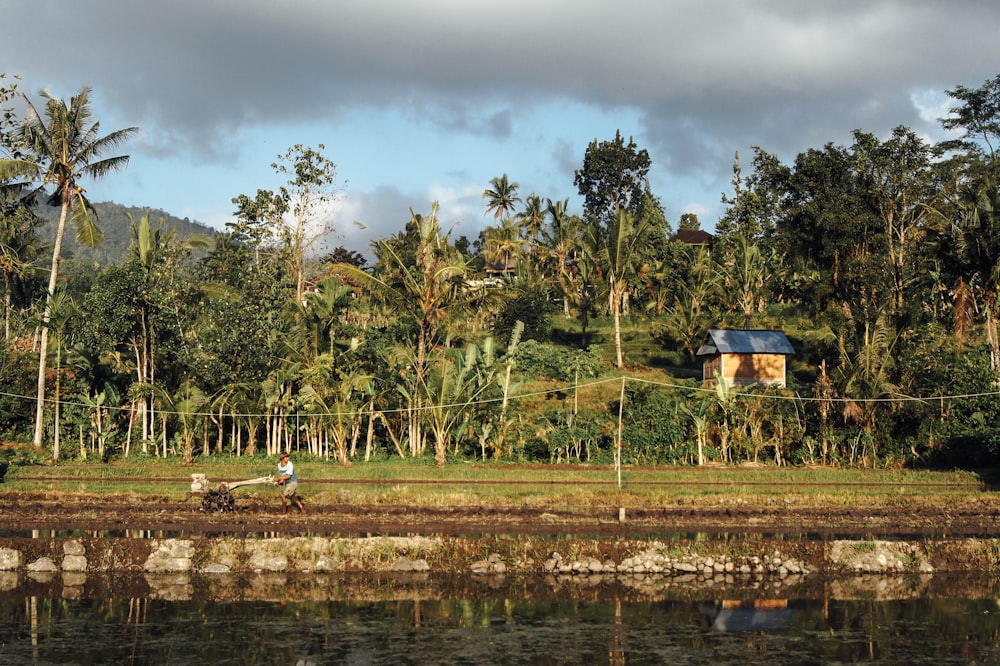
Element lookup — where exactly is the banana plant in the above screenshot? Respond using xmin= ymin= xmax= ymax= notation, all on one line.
xmin=421 ymin=341 xmax=494 ymax=466
xmin=172 ymin=380 xmax=208 ymax=465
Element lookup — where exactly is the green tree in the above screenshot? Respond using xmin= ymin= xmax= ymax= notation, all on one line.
xmin=127 ymin=214 xmax=209 ymax=447
xmin=852 ymin=126 xmax=938 ymax=315
xmin=677 ymin=212 xmax=700 ymax=231
xmin=833 ymin=314 xmax=902 ymax=465
xmin=584 ymin=209 xmax=654 ymax=368
xmin=940 ymin=74 xmax=1000 ymax=157
xmin=716 ymin=234 xmax=776 ymax=329
xmin=540 ymin=198 xmax=581 ymax=317
xmin=0 ymin=74 xmax=43 ymax=341
xmin=574 ymin=130 xmax=652 ymax=225
xmin=764 ymin=143 xmax=885 ymax=317
xmin=336 ymin=203 xmax=476 ymax=461
xmin=230 ymin=144 xmax=341 ymax=304
xmin=271 ymin=144 xmax=341 ymax=303
xmin=44 ymin=288 xmax=76 ymax=461
xmin=0 ymin=198 xmax=42 ymax=340
xmin=480 ymin=217 xmax=522 ymax=274
xmin=228 ymin=189 xmax=288 ymax=264
xmin=421 ymin=342 xmax=494 ymax=465
xmin=518 ymin=194 xmax=544 ymax=242
xmin=483 ymin=174 xmax=521 ymax=221
xmin=717 ymin=150 xmax=781 ymax=243
xmin=5 ymin=87 xmax=136 ymax=449
xmin=949 ymin=175 xmax=1000 ymax=381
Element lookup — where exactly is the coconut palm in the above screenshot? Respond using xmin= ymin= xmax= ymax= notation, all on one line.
xmin=336 ymin=203 xmax=476 ymax=463
xmin=0 ymin=200 xmax=43 ymax=339
xmin=541 ymin=198 xmax=581 ymax=315
xmin=481 ymin=217 xmax=522 ymax=275
xmin=517 ymin=194 xmax=545 ymax=245
xmin=127 ymin=214 xmax=210 ymax=444
xmin=951 ymin=175 xmax=1000 ymax=381
xmin=584 ymin=208 xmax=653 ymax=368
xmin=4 ymin=87 xmax=137 ymax=448
xmin=483 ymin=174 xmax=521 ymax=221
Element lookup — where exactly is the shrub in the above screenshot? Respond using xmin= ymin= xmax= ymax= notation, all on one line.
xmin=512 ymin=341 xmax=605 ymax=381
xmin=493 ymin=282 xmax=556 ymax=344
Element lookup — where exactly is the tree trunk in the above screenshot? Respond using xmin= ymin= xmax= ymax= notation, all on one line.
xmin=610 ymin=282 xmax=625 ymax=368
xmin=33 ymin=200 xmax=71 ymax=448
xmin=52 ymin=343 xmax=61 ymax=462
xmin=987 ymin=301 xmax=1000 ymax=386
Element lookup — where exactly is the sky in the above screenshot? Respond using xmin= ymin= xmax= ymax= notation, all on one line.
xmin=3 ymin=0 xmax=1000 ymax=257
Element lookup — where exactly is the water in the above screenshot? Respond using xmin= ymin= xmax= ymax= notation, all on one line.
xmin=3 ymin=573 xmax=1000 ymax=664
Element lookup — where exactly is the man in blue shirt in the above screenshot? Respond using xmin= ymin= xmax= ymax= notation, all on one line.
xmin=275 ymin=452 xmax=305 ymax=514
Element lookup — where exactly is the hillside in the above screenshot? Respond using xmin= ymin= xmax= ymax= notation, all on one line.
xmin=33 ymin=201 xmax=217 ymax=266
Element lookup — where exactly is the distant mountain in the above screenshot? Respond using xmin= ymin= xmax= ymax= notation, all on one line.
xmin=33 ymin=201 xmax=218 ymax=266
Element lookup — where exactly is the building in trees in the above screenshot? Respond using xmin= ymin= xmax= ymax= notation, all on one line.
xmin=669 ymin=228 xmax=715 ymax=253
xmin=697 ymin=329 xmax=794 ymax=388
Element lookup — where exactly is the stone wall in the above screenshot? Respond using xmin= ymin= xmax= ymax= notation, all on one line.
xmin=2 ymin=535 xmax=999 ymax=603
xmin=0 ymin=535 xmax=996 ymax=579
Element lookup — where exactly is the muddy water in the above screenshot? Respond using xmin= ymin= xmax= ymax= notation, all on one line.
xmin=2 ymin=574 xmax=1000 ymax=664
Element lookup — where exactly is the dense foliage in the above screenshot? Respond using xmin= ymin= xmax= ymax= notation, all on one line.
xmin=4 ymin=74 xmax=1000 ymax=470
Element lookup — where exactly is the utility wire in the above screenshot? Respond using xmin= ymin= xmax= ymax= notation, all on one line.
xmin=1 ymin=374 xmax=998 ymax=419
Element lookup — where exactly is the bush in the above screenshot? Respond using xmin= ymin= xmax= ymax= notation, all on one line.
xmin=0 ymin=347 xmax=37 ymax=441
xmin=512 ymin=341 xmax=605 ymax=381
xmin=525 ymin=407 xmax=612 ymax=463
xmin=493 ymin=282 xmax=557 ymax=344
xmin=619 ymin=384 xmax=689 ymax=464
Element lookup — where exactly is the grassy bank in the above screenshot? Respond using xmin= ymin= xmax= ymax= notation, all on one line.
xmin=3 ymin=458 xmax=987 ymax=509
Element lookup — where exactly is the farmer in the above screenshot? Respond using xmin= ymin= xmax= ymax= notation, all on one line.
xmin=275 ymin=452 xmax=305 ymax=514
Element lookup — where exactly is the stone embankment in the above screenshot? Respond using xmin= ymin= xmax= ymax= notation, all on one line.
xmin=0 ymin=534 xmax=991 ymax=579
xmin=4 ymin=535 xmax=1000 ymax=603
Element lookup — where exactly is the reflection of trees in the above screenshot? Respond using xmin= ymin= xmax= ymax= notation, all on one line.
xmin=8 ymin=581 xmax=1000 ymax=661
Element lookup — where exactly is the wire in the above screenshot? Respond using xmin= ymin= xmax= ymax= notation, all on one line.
xmin=1 ymin=373 xmax=997 ymax=419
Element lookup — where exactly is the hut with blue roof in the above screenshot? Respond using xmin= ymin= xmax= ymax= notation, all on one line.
xmin=696 ymin=329 xmax=795 ymax=388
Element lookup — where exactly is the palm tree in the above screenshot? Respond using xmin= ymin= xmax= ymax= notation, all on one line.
xmin=716 ymin=234 xmax=774 ymax=329
xmin=128 ymin=214 xmax=209 ymax=444
xmin=336 ymin=203 xmax=476 ymax=463
xmin=834 ymin=314 xmax=902 ymax=465
xmin=661 ymin=282 xmax=714 ymax=362
xmin=481 ymin=217 xmax=522 ymax=275
xmin=170 ymin=380 xmax=208 ymax=465
xmin=483 ymin=174 xmax=521 ymax=221
xmin=421 ymin=343 xmax=492 ymax=466
xmin=44 ymin=288 xmax=77 ymax=462
xmin=299 ymin=275 xmax=353 ymax=359
xmin=5 ymin=87 xmax=136 ymax=448
xmin=541 ymin=198 xmax=581 ymax=315
xmin=0 ymin=199 xmax=43 ymax=339
xmin=951 ymin=175 xmax=1000 ymax=381
xmin=517 ymin=194 xmax=545 ymax=245
xmin=585 ymin=209 xmax=653 ymax=368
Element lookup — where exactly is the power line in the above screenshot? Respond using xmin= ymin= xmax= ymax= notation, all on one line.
xmin=1 ymin=374 xmax=997 ymax=420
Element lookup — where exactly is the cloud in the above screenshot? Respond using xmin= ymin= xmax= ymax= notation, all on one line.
xmin=23 ymin=1 xmax=997 ymax=161
xmin=6 ymin=1 xmax=1000 ymax=246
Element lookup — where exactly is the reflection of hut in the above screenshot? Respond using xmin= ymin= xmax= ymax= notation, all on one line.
xmin=701 ymin=599 xmax=795 ymax=632
xmin=696 ymin=329 xmax=794 ymax=388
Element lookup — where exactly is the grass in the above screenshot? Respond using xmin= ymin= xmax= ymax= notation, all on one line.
xmin=3 ymin=457 xmax=987 ymax=509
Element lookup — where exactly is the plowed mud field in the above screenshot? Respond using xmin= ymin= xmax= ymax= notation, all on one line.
xmin=4 ymin=485 xmax=1000 ymax=539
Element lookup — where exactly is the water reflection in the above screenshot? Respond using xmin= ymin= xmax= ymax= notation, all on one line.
xmin=2 ymin=573 xmax=1000 ymax=664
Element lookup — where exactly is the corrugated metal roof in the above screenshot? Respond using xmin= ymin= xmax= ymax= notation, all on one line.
xmin=696 ymin=329 xmax=794 ymax=356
